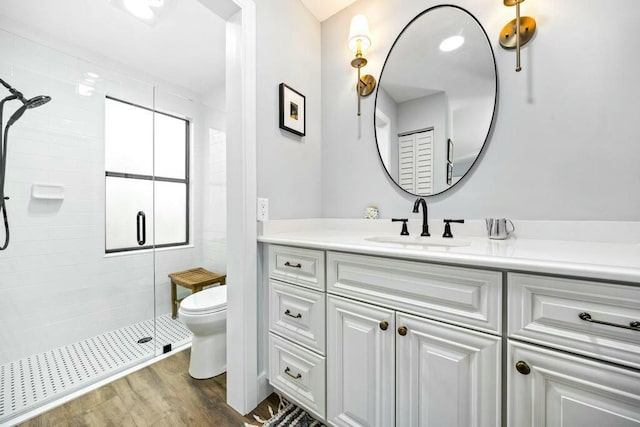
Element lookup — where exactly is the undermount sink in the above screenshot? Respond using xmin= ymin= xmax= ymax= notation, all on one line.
xmin=365 ymin=235 xmax=471 ymax=248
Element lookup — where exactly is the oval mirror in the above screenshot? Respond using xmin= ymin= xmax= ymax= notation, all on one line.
xmin=374 ymin=5 xmax=497 ymax=196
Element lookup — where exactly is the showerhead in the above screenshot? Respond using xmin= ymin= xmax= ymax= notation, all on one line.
xmin=1 ymin=78 xmax=51 ymax=113
xmin=5 ymin=96 xmax=52 ymax=127
xmin=25 ymin=95 xmax=51 ymax=109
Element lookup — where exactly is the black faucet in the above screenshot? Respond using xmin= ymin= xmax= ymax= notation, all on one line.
xmin=412 ymin=198 xmax=430 ymax=236
xmin=443 ymin=219 xmax=465 ymax=238
xmin=391 ymin=218 xmax=409 ymax=235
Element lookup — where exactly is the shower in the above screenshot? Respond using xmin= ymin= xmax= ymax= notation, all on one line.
xmin=0 ymin=77 xmax=51 ymax=250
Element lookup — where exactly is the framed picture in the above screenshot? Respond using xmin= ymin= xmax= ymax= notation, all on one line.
xmin=447 ymin=139 xmax=454 ymax=164
xmin=279 ymin=83 xmax=306 ymax=136
xmin=447 ymin=162 xmax=453 ymax=186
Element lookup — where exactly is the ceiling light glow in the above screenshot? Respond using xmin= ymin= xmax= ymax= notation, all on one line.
xmin=439 ymin=35 xmax=465 ymax=52
xmin=123 ymin=0 xmax=155 ymax=20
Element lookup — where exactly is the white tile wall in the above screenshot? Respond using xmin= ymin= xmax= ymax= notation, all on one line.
xmin=0 ymin=29 xmax=227 ymax=364
xmin=201 ymin=127 xmax=227 ymax=274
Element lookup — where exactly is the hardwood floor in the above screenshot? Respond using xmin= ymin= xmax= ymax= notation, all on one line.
xmin=19 ymin=349 xmax=279 ymax=427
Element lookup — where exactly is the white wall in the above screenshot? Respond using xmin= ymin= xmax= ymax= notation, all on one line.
xmin=451 ymin=96 xmax=494 ymax=167
xmin=0 ymin=28 xmax=223 ymax=363
xmin=199 ymin=127 xmax=227 ymax=273
xmin=321 ymin=0 xmax=640 ymax=220
xmin=253 ymin=0 xmax=322 ymax=398
xmin=195 ymin=87 xmax=228 ymax=277
xmin=256 ymin=0 xmax=322 ymax=219
xmin=376 ymin=87 xmax=398 ymax=179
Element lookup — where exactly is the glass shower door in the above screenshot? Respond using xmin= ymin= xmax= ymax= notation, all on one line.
xmin=103 ymin=88 xmax=160 ymax=360
xmin=151 ymin=89 xmax=195 ymax=357
xmin=0 ymin=30 xmax=159 ymax=422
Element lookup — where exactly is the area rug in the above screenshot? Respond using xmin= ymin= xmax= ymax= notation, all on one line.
xmin=246 ymin=396 xmax=325 ymax=427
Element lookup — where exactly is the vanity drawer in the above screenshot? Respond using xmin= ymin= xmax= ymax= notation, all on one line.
xmin=269 ymin=280 xmax=326 ymax=354
xmin=327 ymin=251 xmax=502 ymax=334
xmin=269 ymin=333 xmax=326 ymax=421
xmin=269 ymin=245 xmax=325 ymax=290
xmin=508 ymin=273 xmax=640 ymax=369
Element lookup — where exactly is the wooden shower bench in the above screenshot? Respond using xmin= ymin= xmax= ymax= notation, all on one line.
xmin=168 ymin=267 xmax=226 ymax=319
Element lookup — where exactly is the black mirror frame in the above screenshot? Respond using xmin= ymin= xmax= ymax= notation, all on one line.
xmin=373 ymin=4 xmax=498 ymax=197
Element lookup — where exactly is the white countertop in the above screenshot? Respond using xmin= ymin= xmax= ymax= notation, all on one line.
xmin=258 ymin=219 xmax=640 ymax=283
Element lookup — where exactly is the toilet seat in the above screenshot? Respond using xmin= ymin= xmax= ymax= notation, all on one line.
xmin=180 ymin=285 xmax=227 ymax=315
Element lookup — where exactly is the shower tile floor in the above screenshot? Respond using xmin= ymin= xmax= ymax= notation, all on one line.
xmin=0 ymin=314 xmax=192 ymax=424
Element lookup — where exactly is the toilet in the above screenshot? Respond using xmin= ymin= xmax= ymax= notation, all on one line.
xmin=178 ymin=285 xmax=227 ymax=379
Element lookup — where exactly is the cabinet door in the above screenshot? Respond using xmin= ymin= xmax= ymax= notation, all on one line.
xmin=396 ymin=312 xmax=501 ymax=427
xmin=327 ymin=296 xmax=395 ymax=427
xmin=508 ymin=340 xmax=640 ymax=427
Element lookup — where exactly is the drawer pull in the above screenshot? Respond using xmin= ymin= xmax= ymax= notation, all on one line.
xmin=379 ymin=321 xmax=389 ymax=331
xmin=284 ymin=367 xmax=301 ymax=379
xmin=515 ymin=361 xmax=531 ymax=375
xmin=284 ymin=309 xmax=302 ymax=319
xmin=398 ymin=326 xmax=408 ymax=336
xmin=284 ymin=261 xmax=302 ymax=268
xmin=578 ymin=312 xmax=640 ymax=331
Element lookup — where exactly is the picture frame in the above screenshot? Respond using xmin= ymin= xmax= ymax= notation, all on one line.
xmin=447 ymin=138 xmax=454 ymax=164
xmin=279 ymin=83 xmax=306 ymax=136
xmin=447 ymin=162 xmax=453 ymax=186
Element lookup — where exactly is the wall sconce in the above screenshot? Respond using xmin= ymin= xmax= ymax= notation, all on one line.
xmin=499 ymin=0 xmax=537 ymax=72
xmin=348 ymin=14 xmax=376 ymax=116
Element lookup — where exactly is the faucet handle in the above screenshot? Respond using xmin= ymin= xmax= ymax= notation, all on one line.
xmin=442 ymin=219 xmax=465 ymax=238
xmin=391 ymin=218 xmax=409 ymax=236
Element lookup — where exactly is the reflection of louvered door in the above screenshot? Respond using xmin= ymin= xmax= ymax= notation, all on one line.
xmin=398 ymin=135 xmax=415 ymax=193
xmin=398 ymin=130 xmax=433 ymax=194
xmin=415 ymin=131 xmax=433 ymax=194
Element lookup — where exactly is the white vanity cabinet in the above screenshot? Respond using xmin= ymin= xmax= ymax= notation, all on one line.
xmin=267 ymin=245 xmax=327 ymax=420
xmin=326 ymin=294 xmax=501 ymax=427
xmin=264 ymin=241 xmax=640 ymax=427
xmin=326 ymin=252 xmax=502 ymax=427
xmin=507 ymin=273 xmax=640 ymax=426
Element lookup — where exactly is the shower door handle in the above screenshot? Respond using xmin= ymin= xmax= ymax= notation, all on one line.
xmin=137 ymin=211 xmax=146 ymax=246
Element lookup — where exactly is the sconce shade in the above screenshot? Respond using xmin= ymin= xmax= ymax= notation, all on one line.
xmin=348 ymin=15 xmax=371 ymax=52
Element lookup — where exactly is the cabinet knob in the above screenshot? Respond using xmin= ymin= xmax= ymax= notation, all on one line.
xmin=379 ymin=321 xmax=389 ymax=331
xmin=515 ymin=361 xmax=531 ymax=375
xmin=398 ymin=326 xmax=408 ymax=336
